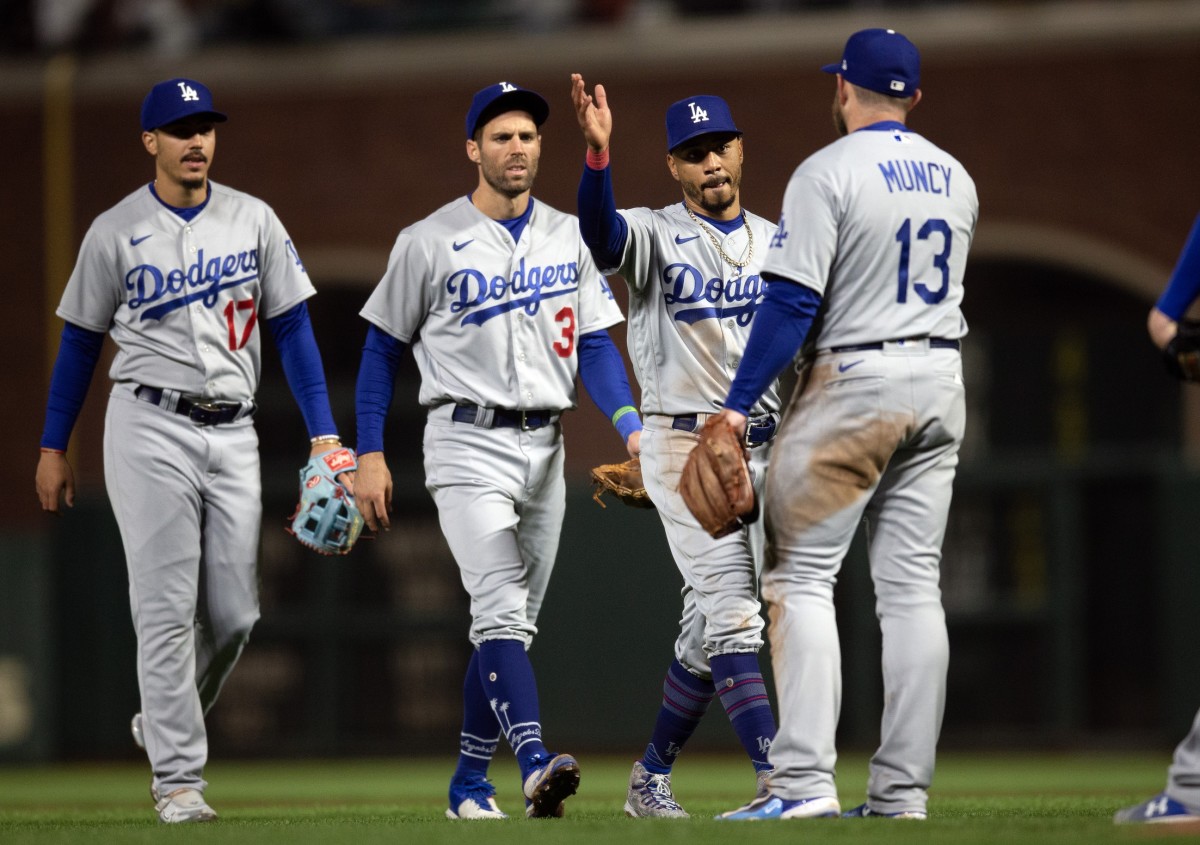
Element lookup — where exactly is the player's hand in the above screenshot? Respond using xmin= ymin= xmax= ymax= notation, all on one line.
xmin=36 ymin=450 xmax=75 ymax=514
xmin=626 ymin=429 xmax=641 ymax=459
xmin=309 ymin=440 xmax=355 ymax=494
xmin=715 ymin=408 xmax=748 ymax=440
xmin=354 ymin=451 xmax=393 ymax=532
xmin=570 ymin=73 xmax=611 ymax=153
xmin=1149 ymin=306 xmax=1178 ymax=350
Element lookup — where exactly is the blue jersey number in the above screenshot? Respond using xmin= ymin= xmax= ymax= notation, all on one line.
xmin=895 ymin=218 xmax=951 ymax=304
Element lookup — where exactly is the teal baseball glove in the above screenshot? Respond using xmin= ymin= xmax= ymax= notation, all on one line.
xmin=288 ymin=447 xmax=363 ymax=555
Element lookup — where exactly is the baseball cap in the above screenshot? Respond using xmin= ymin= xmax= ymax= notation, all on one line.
xmin=466 ymin=82 xmax=550 ymax=138
xmin=140 ymin=78 xmax=227 ymax=131
xmin=821 ymin=28 xmax=920 ymax=98
xmin=665 ymin=95 xmax=740 ymax=152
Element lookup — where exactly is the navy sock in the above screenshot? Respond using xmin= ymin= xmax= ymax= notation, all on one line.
xmin=711 ymin=652 xmax=776 ymax=771
xmin=477 ymin=639 xmax=550 ymax=778
xmin=641 ymin=659 xmax=716 ymax=774
xmin=452 ymin=649 xmax=500 ymax=783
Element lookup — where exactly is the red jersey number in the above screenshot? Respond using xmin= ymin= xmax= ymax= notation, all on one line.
xmin=223 ymin=299 xmax=258 ymax=351
xmin=553 ymin=306 xmax=576 ymax=357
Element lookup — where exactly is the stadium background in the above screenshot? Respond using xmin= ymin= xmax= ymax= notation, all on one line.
xmin=2 ymin=0 xmax=1199 ymax=768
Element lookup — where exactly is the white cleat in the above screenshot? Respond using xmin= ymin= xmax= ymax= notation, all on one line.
xmin=623 ymin=760 xmax=688 ymax=818
xmin=155 ymin=788 xmax=218 ymax=823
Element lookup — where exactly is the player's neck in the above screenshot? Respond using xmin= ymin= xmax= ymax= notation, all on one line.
xmin=684 ymin=197 xmax=742 ymax=224
xmin=472 ymin=183 xmax=531 ymax=221
xmin=153 ymin=175 xmax=208 ymax=209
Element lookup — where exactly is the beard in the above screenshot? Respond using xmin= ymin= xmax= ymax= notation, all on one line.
xmin=481 ymin=155 xmax=538 ymax=198
xmin=683 ymin=173 xmax=740 ymax=217
xmin=832 ymin=96 xmax=848 ymax=137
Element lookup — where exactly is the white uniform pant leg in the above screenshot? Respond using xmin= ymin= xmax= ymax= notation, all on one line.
xmin=760 ymin=360 xmax=905 ymax=801
xmin=104 ymin=391 xmax=209 ymax=795
xmin=1168 ymin=707 xmax=1200 ymax=810
xmin=193 ymin=422 xmax=262 ymax=713
xmin=640 ymin=425 xmax=766 ymax=676
xmin=424 ymin=419 xmax=564 ymax=647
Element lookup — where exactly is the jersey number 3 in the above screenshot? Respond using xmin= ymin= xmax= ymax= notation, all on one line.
xmin=895 ymin=218 xmax=951 ymax=304
xmin=223 ymin=298 xmax=258 ymax=350
xmin=552 ymin=306 xmax=576 ymax=358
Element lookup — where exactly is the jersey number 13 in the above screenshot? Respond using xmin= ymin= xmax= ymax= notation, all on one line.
xmin=895 ymin=218 xmax=951 ymax=305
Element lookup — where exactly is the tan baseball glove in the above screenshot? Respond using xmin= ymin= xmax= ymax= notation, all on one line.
xmin=679 ymin=416 xmax=758 ymax=538
xmin=590 ymin=456 xmax=655 ymax=509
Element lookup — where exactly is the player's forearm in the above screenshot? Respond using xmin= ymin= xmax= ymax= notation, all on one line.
xmin=577 ymin=329 xmax=643 ymax=442
xmin=1155 ymin=212 xmax=1200 ymax=320
xmin=355 ymin=324 xmax=405 ymax=454
xmin=40 ymin=322 xmax=105 ymax=451
xmin=265 ymin=302 xmax=339 ymax=439
xmin=724 ymin=278 xmax=822 ymax=415
xmin=577 ymin=155 xmax=627 ymax=269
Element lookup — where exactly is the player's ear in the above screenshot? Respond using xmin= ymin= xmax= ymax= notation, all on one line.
xmin=466 ymin=138 xmax=480 ymax=164
xmin=908 ymin=88 xmax=923 ymax=112
xmin=666 ymin=152 xmax=680 ymax=183
xmin=142 ymin=130 xmax=157 ymax=156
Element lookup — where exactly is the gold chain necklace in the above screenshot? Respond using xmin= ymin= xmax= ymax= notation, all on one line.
xmin=685 ymin=205 xmax=753 ymax=271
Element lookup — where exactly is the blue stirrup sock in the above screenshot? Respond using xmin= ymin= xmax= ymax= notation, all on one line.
xmin=451 ymin=649 xmax=500 ymax=783
xmin=641 ymin=659 xmax=716 ymax=774
xmin=711 ymin=652 xmax=777 ymax=771
xmin=477 ymin=639 xmax=550 ymax=779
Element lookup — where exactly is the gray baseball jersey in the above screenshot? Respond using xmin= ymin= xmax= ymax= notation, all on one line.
xmin=608 ymin=204 xmax=781 ymax=417
xmin=362 ymin=195 xmax=623 ymax=413
xmin=764 ymin=126 xmax=976 ymax=348
xmin=58 ymin=180 xmax=313 ymax=798
xmin=608 ymin=203 xmax=781 ymax=672
xmin=760 ymin=123 xmax=977 ymax=815
xmin=58 ymin=180 xmax=315 ymax=399
xmin=362 ymin=194 xmax=623 ymax=646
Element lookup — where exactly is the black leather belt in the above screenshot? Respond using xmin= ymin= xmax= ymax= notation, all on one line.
xmin=452 ymin=404 xmax=557 ymax=431
xmin=673 ymin=413 xmax=777 ymax=446
xmin=831 ymin=337 xmax=960 ymax=353
xmin=135 ymin=386 xmax=254 ymax=426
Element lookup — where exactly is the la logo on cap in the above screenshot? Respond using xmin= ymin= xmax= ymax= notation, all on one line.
xmin=177 ymin=81 xmax=199 ymax=102
xmin=688 ymin=102 xmax=709 ymax=124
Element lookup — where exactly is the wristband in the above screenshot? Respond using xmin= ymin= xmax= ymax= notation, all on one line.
xmin=586 ymin=147 xmax=610 ymax=170
xmin=310 ymin=435 xmax=341 ymax=446
xmin=40 ymin=447 xmax=65 ymax=454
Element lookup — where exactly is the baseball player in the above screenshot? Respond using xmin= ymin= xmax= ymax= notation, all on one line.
xmin=709 ymin=29 xmax=978 ymax=821
xmin=34 ymin=79 xmax=346 ymax=823
xmin=1114 ymin=213 xmax=1200 ymax=825
xmin=570 ymin=75 xmax=781 ymax=817
xmin=353 ymin=81 xmax=642 ymax=821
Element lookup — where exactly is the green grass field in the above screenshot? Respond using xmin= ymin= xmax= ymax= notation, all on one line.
xmin=2 ymin=752 xmax=1197 ymax=843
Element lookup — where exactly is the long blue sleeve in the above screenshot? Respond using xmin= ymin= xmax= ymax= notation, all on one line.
xmin=355 ymin=323 xmax=406 ymax=454
xmin=1156 ymin=213 xmax=1200 ymax=319
xmin=577 ymin=329 xmax=642 ymax=442
xmin=577 ymin=159 xmax=628 ymax=270
xmin=40 ymin=322 xmax=106 ymax=451
xmin=265 ymin=301 xmax=338 ymax=439
xmin=724 ymin=277 xmax=823 ymax=415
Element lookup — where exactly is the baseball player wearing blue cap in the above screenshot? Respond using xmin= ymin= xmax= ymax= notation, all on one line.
xmin=710 ymin=29 xmax=979 ymax=821
xmin=354 ymin=81 xmax=642 ymax=821
xmin=34 ymin=78 xmax=346 ymax=823
xmin=571 ymin=74 xmax=781 ymax=817
xmin=1114 ymin=215 xmax=1200 ymax=825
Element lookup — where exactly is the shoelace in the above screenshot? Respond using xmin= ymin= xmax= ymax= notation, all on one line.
xmin=645 ymin=774 xmax=683 ymax=809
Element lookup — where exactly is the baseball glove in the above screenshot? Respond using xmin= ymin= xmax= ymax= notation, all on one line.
xmin=1164 ymin=319 xmax=1200 ymax=381
xmin=590 ymin=456 xmax=654 ymax=509
xmin=288 ymin=447 xmax=364 ymax=555
xmin=679 ymin=416 xmax=758 ymax=539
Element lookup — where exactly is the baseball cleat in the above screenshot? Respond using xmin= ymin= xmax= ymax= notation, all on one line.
xmin=155 ymin=788 xmax=217 ymax=823
xmin=754 ymin=768 xmax=772 ymax=800
xmin=1114 ymin=793 xmax=1200 ymax=824
xmin=446 ymin=774 xmax=508 ymax=820
xmin=522 ymin=753 xmax=580 ymax=818
xmin=716 ymin=793 xmax=840 ymax=820
xmin=624 ymin=760 xmax=688 ymax=818
xmin=842 ymin=802 xmax=927 ymax=819
xmin=131 ymin=713 xmax=145 ymax=750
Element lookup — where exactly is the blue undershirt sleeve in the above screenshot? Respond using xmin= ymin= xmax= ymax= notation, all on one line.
xmin=577 ymin=329 xmax=642 ymax=442
xmin=724 ymin=276 xmax=823 ymax=416
xmin=40 ymin=322 xmax=106 ymax=451
xmin=1156 ymin=213 xmax=1200 ymax=320
xmin=355 ymin=323 xmax=406 ymax=455
xmin=264 ymin=301 xmax=339 ymax=440
xmin=577 ymin=160 xmax=628 ymax=270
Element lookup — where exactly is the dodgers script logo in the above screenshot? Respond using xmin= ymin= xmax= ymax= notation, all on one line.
xmin=662 ymin=263 xmax=764 ymax=326
xmin=126 ymin=248 xmax=259 ymax=322
xmin=447 ymin=257 xmax=587 ymax=327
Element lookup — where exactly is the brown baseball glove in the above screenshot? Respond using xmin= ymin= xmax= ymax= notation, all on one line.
xmin=680 ymin=415 xmax=758 ymax=538
xmin=1164 ymin=319 xmax=1200 ymax=381
xmin=590 ymin=456 xmax=655 ymax=509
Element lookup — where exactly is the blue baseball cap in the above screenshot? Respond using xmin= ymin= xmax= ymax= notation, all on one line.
xmin=140 ymin=78 xmax=227 ymax=131
xmin=822 ymin=28 xmax=920 ymax=98
xmin=665 ymin=95 xmax=740 ymax=152
xmin=466 ymin=82 xmax=549 ymax=138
